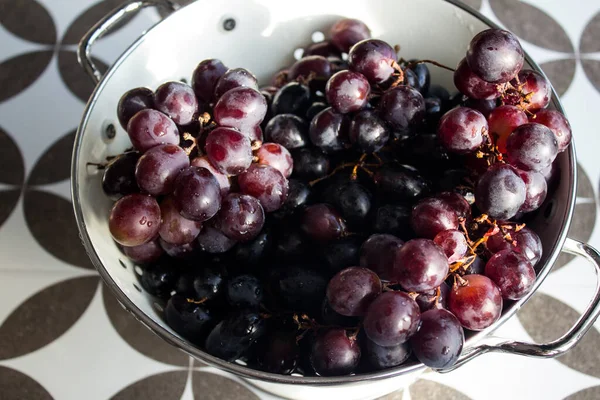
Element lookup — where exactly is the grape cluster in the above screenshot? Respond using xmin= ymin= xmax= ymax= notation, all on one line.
xmin=100 ymin=19 xmax=571 ymax=377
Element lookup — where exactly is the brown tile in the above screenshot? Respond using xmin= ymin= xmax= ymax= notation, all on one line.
xmin=566 ymin=386 xmax=600 ymax=400
xmin=410 ymin=379 xmax=472 ymax=400
xmin=28 ymin=129 xmax=76 ymax=186
xmin=459 ymin=0 xmax=482 ymax=11
xmin=110 ymin=370 xmax=188 ymax=400
xmin=192 ymin=371 xmax=260 ymax=400
xmin=539 ymin=58 xmax=576 ymax=98
xmin=0 ymin=366 xmax=54 ymax=400
xmin=0 ymin=0 xmax=57 ymax=44
xmin=580 ymin=12 xmax=600 ymax=53
xmin=57 ymin=50 xmax=108 ymax=103
xmin=0 ymin=126 xmax=24 ymax=185
xmin=0 ymin=190 xmax=21 ymax=228
xmin=0 ymin=51 xmax=54 ymax=103
xmin=581 ymin=59 xmax=600 ymax=94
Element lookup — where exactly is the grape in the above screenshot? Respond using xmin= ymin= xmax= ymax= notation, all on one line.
xmin=532 ymin=109 xmax=572 ymax=153
xmin=213 ymin=68 xmax=259 ymax=100
xmin=205 ymin=127 xmax=253 ymax=175
xmin=506 ymin=123 xmax=558 ymax=172
xmin=513 ymin=69 xmax=551 ymax=111
xmin=227 ymin=274 xmax=263 ymax=308
xmin=403 ymin=66 xmax=419 ymax=91
xmin=390 ymin=238 xmax=449 ymax=292
xmin=349 ymin=110 xmax=390 ymax=153
xmin=330 ymin=18 xmax=371 ymax=52
xmin=373 ymin=164 xmax=431 ymax=202
xmin=463 ymin=255 xmax=486 ymax=276
xmin=486 ymin=226 xmax=542 ymax=265
xmin=378 ymin=85 xmax=425 ymax=133
xmin=242 ymin=124 xmax=264 ymax=142
xmin=264 ymin=114 xmax=309 ymax=150
xmin=288 ymin=55 xmax=332 ymax=80
xmin=322 ymin=237 xmax=362 ymax=273
xmin=448 ymin=274 xmax=502 ymax=331
xmin=415 ymin=282 xmax=450 ymax=312
xmin=347 ymin=39 xmax=397 ymax=84
xmin=428 ymin=84 xmax=451 ymax=103
xmin=437 ymin=107 xmax=486 ymax=154
xmin=306 ymin=101 xmax=329 ymax=122
xmin=117 ymin=87 xmax=154 ymax=129
xmin=205 ymin=311 xmax=266 ymax=361
xmin=321 ymin=299 xmax=360 ymax=327
xmin=488 ymin=105 xmax=528 ymax=153
xmin=407 ymin=61 xmax=431 ymax=93
xmin=158 ymin=196 xmax=202 ymax=245
xmin=232 ymin=228 xmax=271 ymax=267
xmin=256 ymin=142 xmax=294 ymax=177
xmin=190 ymin=155 xmax=231 ymax=195
xmin=292 ymin=148 xmax=330 ymax=180
xmin=464 ymin=98 xmax=497 ymax=118
xmin=172 ymin=166 xmax=221 ymax=221
xmin=360 ymin=234 xmax=404 ymax=279
xmin=434 ymin=230 xmax=468 ymax=263
xmin=176 ymin=267 xmax=224 ymax=301
xmin=516 ymin=169 xmax=547 ymax=212
xmin=154 ymin=81 xmax=198 ymax=125
xmin=327 ymin=267 xmax=381 ymax=317
xmin=395 ymin=134 xmax=451 ymax=175
xmin=411 ymin=197 xmax=460 ymax=239
xmin=109 ymin=194 xmax=160 ymax=247
xmin=323 ymin=180 xmax=371 ymax=226
xmin=214 ymin=87 xmax=268 ymax=131
xmin=102 ymin=151 xmax=140 ymax=199
xmin=424 ymin=96 xmax=443 ymax=125
xmin=165 ymin=294 xmax=213 ymax=344
xmin=475 ymin=164 xmax=526 ymax=220
xmin=159 ymin=238 xmax=198 ymax=259
xmin=272 ymin=265 xmax=328 ymax=313
xmin=301 ymin=204 xmax=347 ymax=241
xmin=135 ymin=144 xmax=189 ymax=196
xmin=305 ymin=41 xmax=342 ymax=58
xmin=310 ymin=328 xmax=361 ymax=376
xmin=485 ymin=250 xmax=535 ymax=300
xmin=213 ymin=193 xmax=265 ymax=242
xmin=325 ymin=70 xmax=371 ymax=114
xmin=238 ymin=164 xmax=289 ymax=212
xmin=466 ymin=28 xmax=524 ymax=83
xmin=436 ymin=192 xmax=471 ymax=220
xmin=409 ymin=309 xmax=464 ymax=369
xmin=365 ymin=339 xmax=411 ymax=370
xmin=363 ymin=291 xmax=420 ymax=347
xmin=274 ymin=229 xmax=307 ymax=260
xmin=126 ymin=109 xmax=180 ymax=153
xmin=372 ymin=204 xmax=412 ymax=239
xmin=274 ymin=179 xmax=312 ymax=217
xmin=437 ymin=169 xmax=469 ymax=192
xmin=453 ymin=58 xmax=501 ymax=100
xmin=139 ymin=260 xmax=179 ymax=299
xmin=122 ymin=239 xmax=163 ymax=264
xmin=257 ymin=330 xmax=299 ymax=374
xmin=197 ymin=224 xmax=237 ymax=253
xmin=271 ymin=82 xmax=311 ymax=116
xmin=309 ymin=107 xmax=350 ymax=152
xmin=191 ymin=59 xmax=228 ymax=103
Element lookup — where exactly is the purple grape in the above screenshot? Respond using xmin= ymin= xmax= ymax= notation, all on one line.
xmin=365 ymin=339 xmax=411 ymax=370
xmin=190 ymin=156 xmax=231 ymax=195
xmin=411 ymin=197 xmax=460 ymax=239
xmin=154 ymin=81 xmax=198 ymax=125
xmin=415 ymin=283 xmax=450 ymax=313
xmin=326 ymin=267 xmax=382 ymax=316
xmin=512 ymin=69 xmax=551 ymax=111
xmin=532 ymin=110 xmax=572 ymax=153
xmin=310 ymin=328 xmax=361 ymax=376
xmin=466 ymin=28 xmax=524 ymax=83
xmin=309 ymin=107 xmax=350 ymax=153
xmin=373 ymin=164 xmax=431 ymax=202
xmin=304 ymin=41 xmax=341 ymax=58
xmin=191 ymin=59 xmax=228 ymax=103
xmin=506 ymin=123 xmax=558 ymax=172
xmin=348 ymin=39 xmax=397 ymax=84
xmin=204 ymin=311 xmax=266 ymax=362
xmin=448 ymin=274 xmax=502 ymax=331
xmin=349 ymin=109 xmax=390 ymax=153
xmin=214 ymin=87 xmax=268 ymax=131
xmin=197 ymin=224 xmax=237 ymax=253
xmin=390 ymin=239 xmax=449 ymax=292
xmin=173 ymin=166 xmax=221 ymax=221
xmin=102 ymin=151 xmax=140 ymax=199
xmin=139 ymin=260 xmax=179 ymax=298
xmin=438 ymin=107 xmax=487 ymax=154
xmin=301 ymin=204 xmax=347 ymax=242
xmin=288 ymin=55 xmax=332 ymax=80
xmin=363 ymin=291 xmax=421 ymax=347
xmin=126 ymin=109 xmax=179 ymax=153
xmin=292 ymin=148 xmax=330 ymax=180
xmin=158 ymin=196 xmax=202 ymax=245
xmin=213 ymin=193 xmax=265 ymax=242
xmin=159 ymin=238 xmax=199 ymax=259
xmin=226 ymin=274 xmax=263 ymax=308
xmin=488 ymin=105 xmax=529 ymax=153
xmin=485 ymin=250 xmax=536 ymax=300
xmin=271 ymin=82 xmax=311 ymax=116
xmin=453 ymin=58 xmax=501 ymax=100
xmin=322 ymin=236 xmax=362 ymax=273
xmin=436 ymin=192 xmax=471 ymax=220
xmin=264 ymin=114 xmax=309 ymax=150
xmin=330 ymin=18 xmax=371 ymax=52
xmin=274 ymin=179 xmax=311 ymax=217
xmin=117 ymin=87 xmax=154 ymax=129
xmin=257 ymin=330 xmax=299 ymax=374
xmin=409 ymin=309 xmax=464 ymax=368
xmin=475 ymin=164 xmax=526 ymax=220
xmin=122 ymin=239 xmax=163 ymax=264
xmin=372 ymin=204 xmax=412 ymax=239
xmin=486 ymin=226 xmax=542 ymax=265
xmin=135 ymin=144 xmax=190 ymax=196
xmin=378 ymin=85 xmax=425 ymax=132
xmin=213 ymin=68 xmax=259 ymax=100
xmin=434 ymin=230 xmax=468 ymax=263
xmin=256 ymin=142 xmax=294 ymax=177
xmin=325 ymin=70 xmax=370 ymax=114
xmin=516 ymin=169 xmax=547 ymax=212
xmin=205 ymin=127 xmax=253 ymax=175
xmin=360 ymin=234 xmax=404 ymax=279
xmin=238 ymin=164 xmax=289 ymax=212
xmin=165 ymin=294 xmax=213 ymax=343
xmin=109 ymin=194 xmax=160 ymax=247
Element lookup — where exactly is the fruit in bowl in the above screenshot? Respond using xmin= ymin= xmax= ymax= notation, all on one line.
xmin=98 ymin=18 xmax=570 ymax=377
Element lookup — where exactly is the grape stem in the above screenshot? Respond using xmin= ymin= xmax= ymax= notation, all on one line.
xmin=181 ymin=132 xmax=198 ymax=156
xmin=406 ymin=59 xmax=456 ymax=73
xmin=186 ymin=297 xmax=207 ymax=304
xmin=86 ymin=162 xmax=106 ymax=170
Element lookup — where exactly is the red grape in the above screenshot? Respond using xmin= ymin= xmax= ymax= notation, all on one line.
xmin=135 ymin=144 xmax=189 ymax=196
xmin=438 ymin=107 xmax=486 ymax=154
xmin=242 ymin=125 xmax=263 ymax=142
xmin=190 ymin=156 xmax=231 ymax=195
xmin=159 ymin=238 xmax=198 ymax=259
xmin=117 ymin=87 xmax=154 ymax=129
xmin=213 ymin=68 xmax=259 ymax=100
xmin=238 ymin=164 xmax=289 ymax=212
xmin=173 ymin=166 xmax=221 ymax=221
xmin=513 ymin=69 xmax=551 ymax=111
xmin=363 ymin=291 xmax=421 ymax=347
xmin=488 ymin=105 xmax=528 ymax=153
xmin=214 ymin=87 xmax=267 ymax=131
xmin=102 ymin=151 xmax=140 ymax=199
xmin=122 ymin=238 xmax=163 ymax=264
xmin=409 ymin=308 xmax=464 ymax=368
xmin=435 ymin=192 xmax=471 ymax=220
xmin=448 ymin=274 xmax=502 ymax=331
xmin=453 ymin=58 xmax=502 ymax=100
xmin=325 ymin=70 xmax=370 ymax=114
xmin=434 ymin=230 xmax=468 ymax=263
xmin=197 ymin=224 xmax=237 ymax=253
xmin=301 ymin=204 xmax=347 ymax=242
xmin=349 ymin=109 xmax=390 ymax=153
xmin=191 ymin=59 xmax=228 ymax=103
xmin=348 ymin=39 xmax=397 ymax=84
xmin=485 ymin=250 xmax=536 ymax=300
xmin=326 ymin=267 xmax=382 ymax=316
xmin=532 ymin=109 xmax=572 ymax=153
xmin=486 ymin=226 xmax=542 ymax=265
xmin=288 ymin=55 xmax=332 ymax=80
xmin=378 ymin=85 xmax=425 ymax=132
xmin=411 ymin=197 xmax=460 ymax=239
xmin=330 ymin=18 xmax=371 ymax=53
xmin=205 ymin=127 xmax=253 ymax=175
xmin=466 ymin=28 xmax=524 ymax=83
xmin=475 ymin=164 xmax=526 ymax=220
xmin=309 ymin=107 xmax=350 ymax=153
xmin=516 ymin=169 xmax=547 ymax=212
xmin=256 ymin=142 xmax=293 ymax=177
xmin=158 ymin=196 xmax=202 ymax=245
xmin=390 ymin=239 xmax=449 ymax=292
xmin=360 ymin=234 xmax=404 ymax=279
xmin=109 ymin=194 xmax=161 ymax=247
xmin=126 ymin=109 xmax=179 ymax=153
xmin=264 ymin=114 xmax=309 ymax=150
xmin=310 ymin=328 xmax=361 ymax=376
xmin=506 ymin=123 xmax=558 ymax=172
xmin=154 ymin=81 xmax=198 ymax=125
xmin=213 ymin=193 xmax=265 ymax=242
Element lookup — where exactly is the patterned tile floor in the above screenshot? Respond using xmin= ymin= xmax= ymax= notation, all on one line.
xmin=0 ymin=0 xmax=599 ymax=399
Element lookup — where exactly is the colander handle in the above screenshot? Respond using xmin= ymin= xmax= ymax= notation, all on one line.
xmin=438 ymin=237 xmax=600 ymax=373
xmin=77 ymin=0 xmax=179 ymax=84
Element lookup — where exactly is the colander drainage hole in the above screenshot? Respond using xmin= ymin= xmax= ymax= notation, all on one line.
xmin=119 ymin=259 xmax=127 ymax=269
xmin=104 ymin=123 xmax=116 ymax=140
xmin=133 ymin=283 xmax=142 ymax=293
xmin=311 ymin=31 xmax=325 ymax=42
xmin=294 ymin=48 xmax=304 ymax=60
xmin=544 ymin=198 xmax=556 ymax=220
xmin=223 ymin=18 xmax=236 ymax=31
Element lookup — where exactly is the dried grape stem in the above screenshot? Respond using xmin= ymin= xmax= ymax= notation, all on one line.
xmin=406 ymin=59 xmax=456 ymax=72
